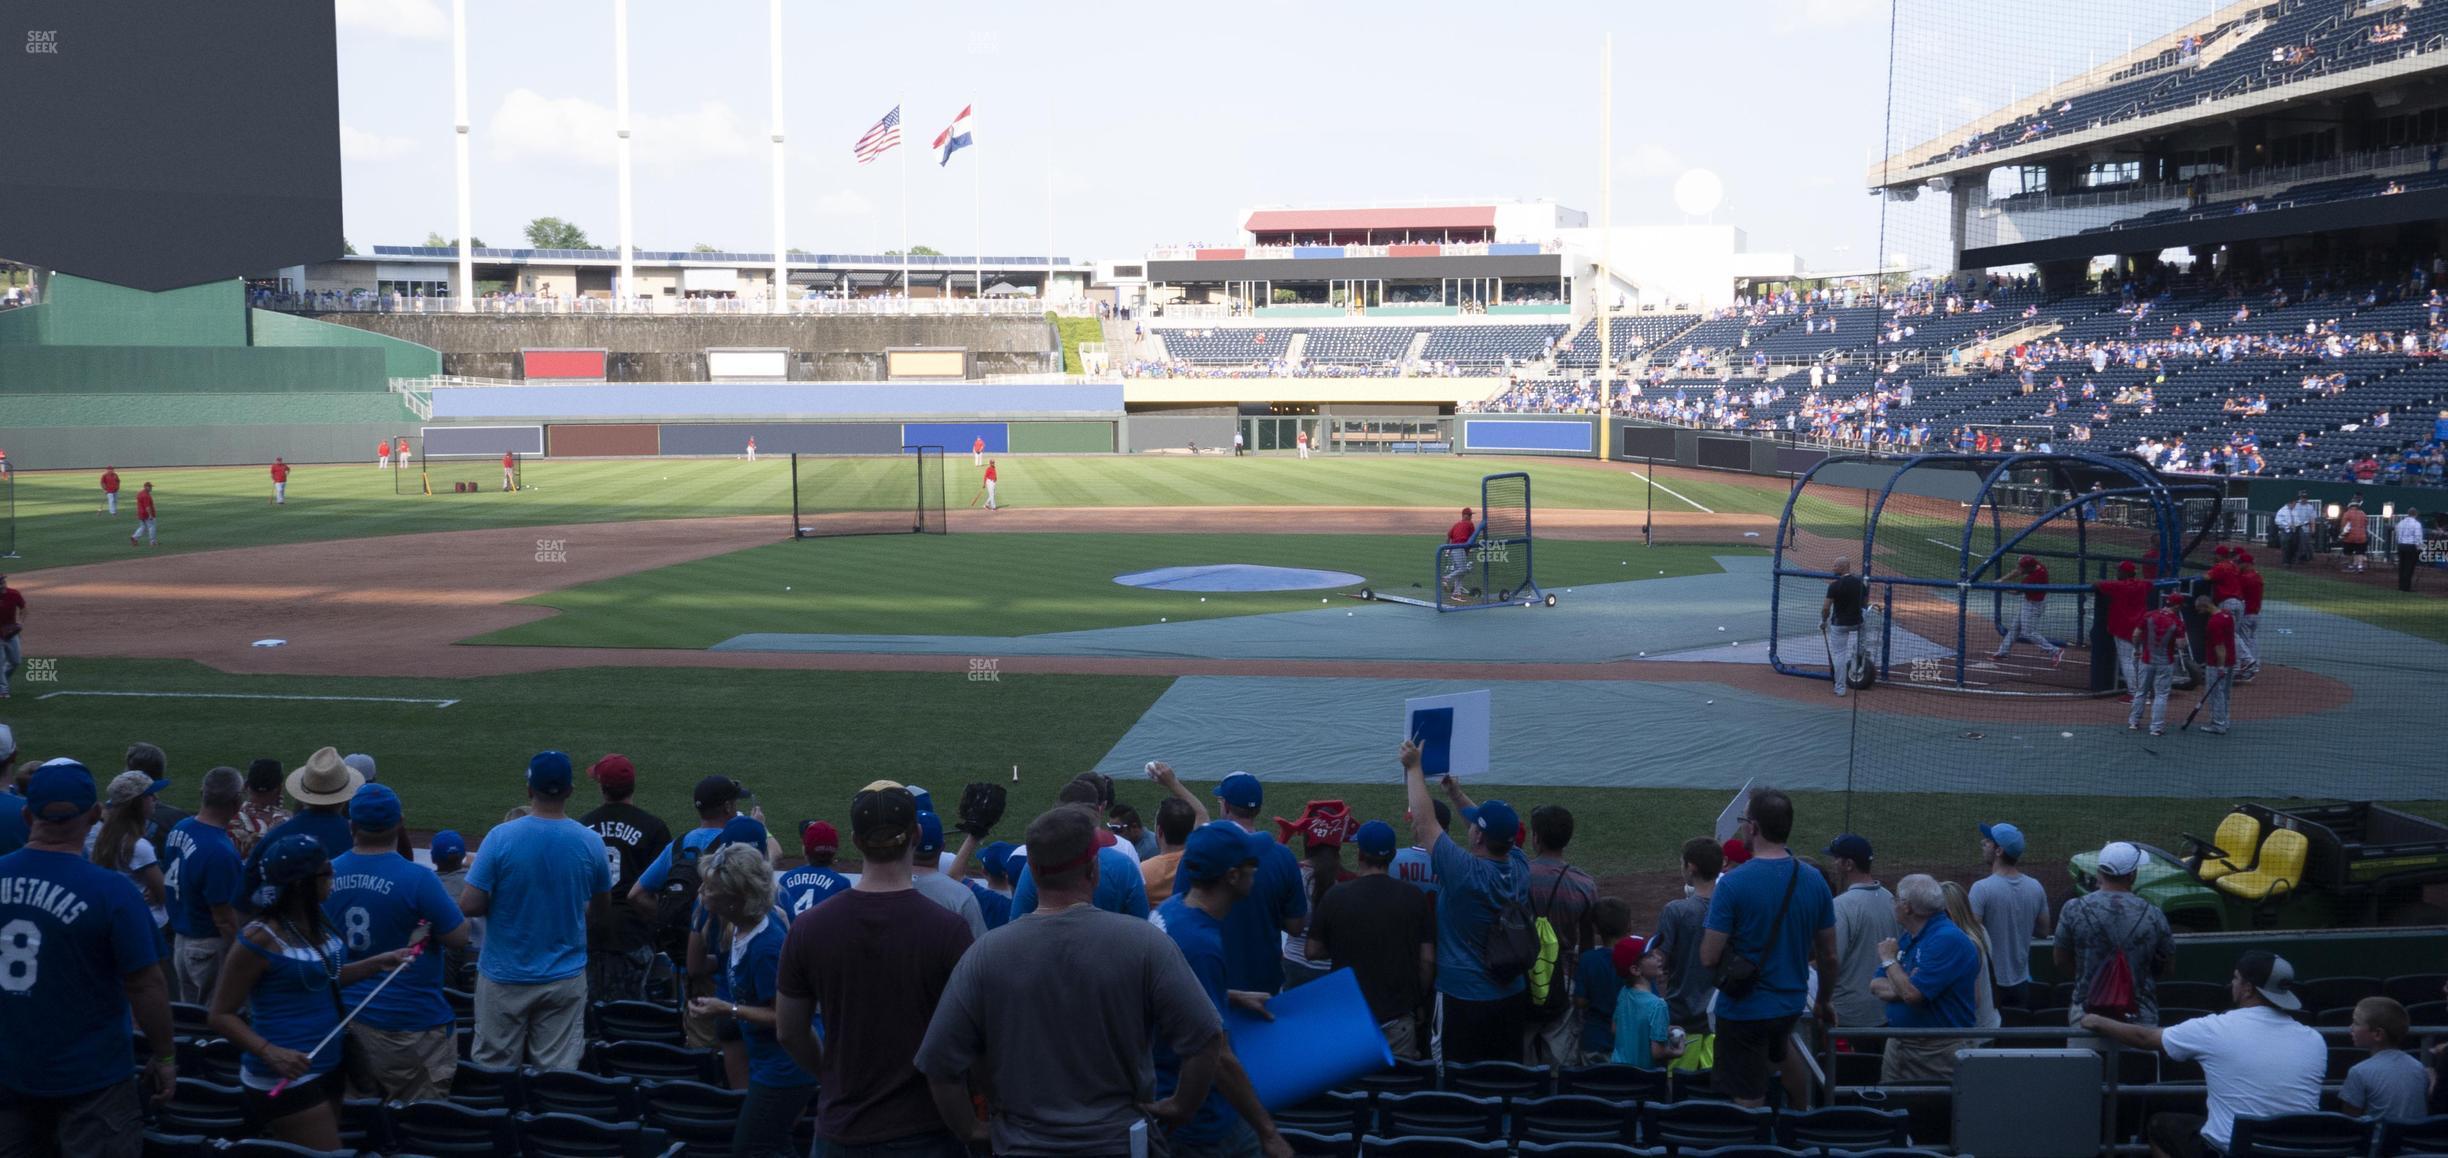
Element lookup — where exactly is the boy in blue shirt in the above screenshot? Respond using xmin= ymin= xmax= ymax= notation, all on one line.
xmin=779 ymin=821 xmax=851 ymax=920
xmin=328 ymin=784 xmax=469 ymax=1101
xmin=1575 ymin=896 xmax=1633 ymax=1064
xmin=1151 ymin=822 xmax=1292 ymax=1158
xmin=1610 ymin=937 xmax=1684 ymax=1070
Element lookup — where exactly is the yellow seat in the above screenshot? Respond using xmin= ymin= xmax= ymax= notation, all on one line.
xmin=2215 ymin=828 xmax=2308 ymax=903
xmin=2197 ymin=812 xmax=2264 ymax=882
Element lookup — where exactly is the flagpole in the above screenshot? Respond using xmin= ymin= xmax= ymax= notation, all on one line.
xmin=974 ymin=105 xmax=984 ymax=301
xmin=614 ymin=0 xmax=633 ymax=310
xmin=768 ymin=0 xmax=785 ymax=315
xmin=1597 ymin=32 xmax=1615 ymax=464
xmin=900 ymin=97 xmax=911 ymax=301
xmin=452 ymin=0 xmax=471 ymax=308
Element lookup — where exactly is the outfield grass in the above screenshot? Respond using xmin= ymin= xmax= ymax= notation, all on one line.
xmin=477 ymin=536 xmax=1751 ymax=647
xmin=24 ymin=658 xmax=2433 ymax=877
xmin=6 ymin=456 xmax=1798 ymax=573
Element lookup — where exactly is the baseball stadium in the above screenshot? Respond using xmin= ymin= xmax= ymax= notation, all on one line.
xmin=3 ymin=1 xmax=2448 ymax=1155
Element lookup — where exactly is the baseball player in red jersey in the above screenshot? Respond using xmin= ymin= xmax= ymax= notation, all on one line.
xmin=1440 ymin=507 xmax=1477 ymax=600
xmin=396 ymin=436 xmax=412 ymax=468
xmin=744 ymin=436 xmax=758 ymax=462
xmin=2129 ymin=593 xmax=2188 ymax=735
xmin=270 ymin=457 xmax=289 ymax=505
xmin=2092 ymin=560 xmax=2152 ymax=701
xmin=100 ymin=465 xmax=121 ymax=515
xmin=131 ymin=482 xmax=158 ymax=547
xmin=2235 ymin=551 xmax=2264 ymax=680
xmin=983 ymin=459 xmax=999 ymax=510
xmin=972 ymin=436 xmax=985 ymax=466
xmin=378 ymin=438 xmax=392 ymax=469
xmin=2191 ymin=592 xmax=2236 ymax=734
xmin=1993 ymin=554 xmax=2064 ymax=665
xmin=501 ymin=451 xmax=516 ymax=491
xmin=2206 ymin=545 xmax=2248 ymax=674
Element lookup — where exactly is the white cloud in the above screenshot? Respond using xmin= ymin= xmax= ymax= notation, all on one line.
xmin=340 ymin=125 xmax=418 ymax=162
xmin=1774 ymin=0 xmax=1885 ymax=34
xmin=335 ymin=0 xmax=447 ymax=41
xmin=806 ymin=190 xmax=875 ymax=217
xmin=486 ymin=90 xmax=759 ymax=168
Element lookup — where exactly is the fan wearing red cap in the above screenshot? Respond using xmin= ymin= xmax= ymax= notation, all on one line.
xmin=1609 ymin=936 xmax=1683 ymax=1068
xmin=579 ymin=754 xmax=672 ymax=1002
xmin=2232 ymin=552 xmax=2263 ymax=680
xmin=2092 ymin=561 xmax=2154 ymax=702
xmin=1992 ymin=555 xmax=2065 ymax=667
xmin=778 ymin=822 xmax=851 ymax=919
xmin=1441 ymin=508 xmax=1478 ymax=601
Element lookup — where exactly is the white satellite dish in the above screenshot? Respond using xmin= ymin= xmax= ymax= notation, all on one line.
xmin=1673 ymin=168 xmax=1725 ymax=218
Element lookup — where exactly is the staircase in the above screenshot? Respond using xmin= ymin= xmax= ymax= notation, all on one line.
xmin=1283 ymin=332 xmax=1309 ymax=366
xmin=1404 ymin=330 xmax=1432 ymax=373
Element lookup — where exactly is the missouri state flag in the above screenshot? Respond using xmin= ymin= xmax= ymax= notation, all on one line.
xmin=932 ymin=105 xmax=974 ymax=166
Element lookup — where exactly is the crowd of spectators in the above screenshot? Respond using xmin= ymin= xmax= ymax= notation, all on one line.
xmin=4 ymin=733 xmax=2445 ymax=1157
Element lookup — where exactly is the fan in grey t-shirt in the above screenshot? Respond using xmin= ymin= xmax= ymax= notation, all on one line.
xmin=1650 ymin=836 xmax=1725 ymax=1032
xmin=2052 ymin=844 xmax=2174 ymax=1025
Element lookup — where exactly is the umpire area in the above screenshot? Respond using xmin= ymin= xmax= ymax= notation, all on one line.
xmin=710 ymin=554 xmax=2429 ymax=795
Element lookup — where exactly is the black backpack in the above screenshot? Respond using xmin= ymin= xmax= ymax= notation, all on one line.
xmin=649 ymin=839 xmax=707 ymax=960
xmin=1482 ymin=866 xmax=1540 ymax=986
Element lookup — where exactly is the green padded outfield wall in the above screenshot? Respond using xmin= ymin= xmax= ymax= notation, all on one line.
xmin=10 ymin=274 xmax=246 ymax=346
xmin=0 ymin=422 xmax=414 ymax=470
xmin=250 ymin=309 xmax=442 ymax=380
xmin=1009 ymin=420 xmax=1116 ymax=453
xmin=0 ymin=345 xmax=388 ymax=392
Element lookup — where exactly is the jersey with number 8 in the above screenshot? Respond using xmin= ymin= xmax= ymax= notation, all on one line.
xmin=325 ymin=848 xmax=467 ymax=1033
xmin=0 ymin=847 xmax=165 ymax=1098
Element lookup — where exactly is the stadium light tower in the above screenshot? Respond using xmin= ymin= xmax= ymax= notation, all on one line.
xmin=453 ymin=0 xmax=472 ymax=306
xmin=616 ymin=0 xmax=635 ymax=309
xmin=769 ymin=0 xmax=786 ymax=314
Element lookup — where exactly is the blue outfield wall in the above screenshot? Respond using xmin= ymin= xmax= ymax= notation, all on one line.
xmin=429 ymin=382 xmax=1122 ymax=420
xmin=900 ymin=422 xmax=1009 ymax=453
xmin=1460 ymin=417 xmax=1595 ymax=455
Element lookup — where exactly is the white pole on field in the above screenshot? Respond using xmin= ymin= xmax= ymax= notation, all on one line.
xmin=769 ymin=0 xmax=787 ymax=313
xmin=1596 ymin=33 xmax=1614 ymax=460
xmin=615 ymin=0 xmax=635 ymax=310
xmin=452 ymin=0 xmax=472 ymax=306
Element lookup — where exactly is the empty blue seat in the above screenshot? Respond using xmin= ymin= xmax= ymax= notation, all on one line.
xmin=390 ymin=1100 xmax=520 ymax=1157
xmin=637 ymin=1077 xmax=747 ymax=1156
xmin=515 ymin=1110 xmax=663 ymax=1158
xmin=1776 ymin=1105 xmax=1910 ymax=1151
xmin=155 ymin=1077 xmax=247 ymax=1140
xmin=1274 ymin=1090 xmax=1369 ymax=1137
xmin=594 ymin=1039 xmax=723 ymax=1085
xmin=590 ymin=999 xmax=684 ymax=1046
xmin=1277 ymin=1128 xmax=1356 ymax=1158
xmin=1358 ymin=1135 xmax=1510 ymax=1158
xmin=1442 ymin=1059 xmax=1550 ymax=1100
xmin=521 ymin=1067 xmax=642 ymax=1119
xmin=1639 ymin=1100 xmax=1774 ymax=1151
xmin=1555 ymin=1064 xmax=1671 ymax=1102
xmin=2226 ymin=1111 xmax=2375 ymax=1158
xmin=1373 ymin=1091 xmax=1505 ymax=1139
xmin=450 ymin=1058 xmax=523 ymax=1109
xmin=140 ymin=1131 xmax=216 ymax=1158
xmin=1509 ymin=1094 xmax=1640 ymax=1146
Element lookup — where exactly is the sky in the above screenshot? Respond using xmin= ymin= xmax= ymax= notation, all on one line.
xmin=332 ymin=0 xmax=2220 ymax=271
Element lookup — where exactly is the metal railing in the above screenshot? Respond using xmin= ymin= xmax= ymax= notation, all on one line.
xmin=265 ymin=295 xmax=1092 ymax=318
xmin=1988 ymin=142 xmax=2442 ymax=217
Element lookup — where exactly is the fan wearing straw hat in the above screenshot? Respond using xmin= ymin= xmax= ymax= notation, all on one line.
xmin=240 ymin=748 xmax=363 ymax=911
xmin=209 ymin=834 xmax=415 ymax=1150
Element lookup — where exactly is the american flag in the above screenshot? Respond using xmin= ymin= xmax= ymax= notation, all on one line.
xmin=853 ymin=106 xmax=902 ymax=164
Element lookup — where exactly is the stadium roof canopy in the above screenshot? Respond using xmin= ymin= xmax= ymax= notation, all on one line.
xmin=1243 ymin=207 xmax=1497 ymax=233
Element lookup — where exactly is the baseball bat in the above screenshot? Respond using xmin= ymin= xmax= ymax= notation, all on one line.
xmin=2179 ymin=667 xmax=2230 ymax=731
xmin=268 ymin=925 xmax=428 ymax=1096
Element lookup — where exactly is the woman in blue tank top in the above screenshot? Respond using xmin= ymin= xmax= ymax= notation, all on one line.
xmin=689 ymin=841 xmax=813 ymax=1158
xmin=208 ymin=835 xmax=413 ymax=1149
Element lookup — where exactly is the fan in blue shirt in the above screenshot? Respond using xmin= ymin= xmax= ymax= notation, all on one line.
xmin=326 ymin=787 xmax=469 ymax=1064
xmin=1152 ymin=823 xmax=1293 ymax=1155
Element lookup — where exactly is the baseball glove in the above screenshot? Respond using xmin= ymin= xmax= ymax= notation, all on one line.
xmin=956 ymin=781 xmax=1008 ymax=839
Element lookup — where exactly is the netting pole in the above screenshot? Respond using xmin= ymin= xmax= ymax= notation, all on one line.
xmin=1643 ymin=456 xmax=1654 ymax=547
xmin=2 ymin=468 xmax=13 ymax=558
xmin=790 ymin=453 xmax=801 ymax=539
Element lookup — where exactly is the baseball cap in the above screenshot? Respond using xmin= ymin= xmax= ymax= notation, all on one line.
xmin=589 ymin=755 xmax=636 ymax=792
xmin=26 ymin=759 xmax=97 ymax=821
xmin=1462 ymin=506 xmax=1475 ymax=517
xmin=527 ymin=751 xmax=575 ymax=798
xmin=800 ymin=820 xmax=839 ymax=859
xmin=1981 ymin=822 xmax=2026 ymax=859
xmin=980 ymin=839 xmax=1015 ymax=879
xmin=915 ymin=811 xmax=945 ymax=856
xmin=349 ymin=783 xmax=403 ymax=829
xmin=2213 ymin=545 xmax=2233 ymax=557
xmin=2117 ymin=561 xmax=2136 ymax=576
xmin=343 ymin=753 xmax=379 ymax=783
xmin=1353 ymin=820 xmax=1398 ymax=858
xmin=1611 ymin=936 xmax=1651 ymax=977
xmin=245 ymin=758 xmax=283 ymax=794
xmin=1722 ymin=837 xmax=1753 ymax=867
xmin=714 ymin=816 xmax=768 ymax=852
xmin=1181 ymin=821 xmax=1270 ymax=884
xmin=2235 ymin=551 xmax=2254 ymax=564
xmin=1465 ymin=799 xmax=1520 ymax=847
xmin=2236 ymin=950 xmax=2304 ymax=1011
xmin=103 ymin=770 xmax=170 ymax=807
xmin=1823 ymin=833 xmax=1874 ymax=864
xmin=1215 ymin=771 xmax=1263 ymax=810
xmin=429 ymin=830 xmax=467 ymax=865
xmin=2097 ymin=840 xmax=2145 ymax=876
xmin=850 ymin=784 xmax=918 ymax=847
xmin=693 ymin=775 xmax=742 ymax=810
xmin=260 ymin=834 xmax=331 ymax=887
xmin=906 ymin=785 xmax=935 ymax=815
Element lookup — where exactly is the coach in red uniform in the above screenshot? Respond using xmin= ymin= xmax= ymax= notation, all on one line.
xmin=2192 ymin=592 xmax=2236 ymax=734
xmin=132 ymin=481 xmax=158 ymax=548
xmin=2093 ymin=561 xmax=2151 ymax=701
xmin=1440 ymin=508 xmax=1476 ymax=600
xmin=270 ymin=458 xmax=289 ymax=506
xmin=501 ymin=451 xmax=516 ymax=492
xmin=100 ymin=465 xmax=120 ymax=515
xmin=2235 ymin=551 xmax=2264 ymax=680
xmin=2128 ymin=593 xmax=2188 ymax=736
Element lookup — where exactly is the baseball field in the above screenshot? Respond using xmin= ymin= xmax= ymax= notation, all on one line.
xmin=7 ymin=454 xmax=2443 ymax=893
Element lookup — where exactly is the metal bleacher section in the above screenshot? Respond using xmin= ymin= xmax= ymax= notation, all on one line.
xmin=0 ymin=274 xmax=434 ymax=468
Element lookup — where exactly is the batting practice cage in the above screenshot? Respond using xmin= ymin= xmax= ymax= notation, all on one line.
xmin=790 ymin=447 xmax=948 ymax=538
xmin=1360 ymin=471 xmax=1551 ymax=611
xmin=400 ymin=440 xmax=523 ymax=495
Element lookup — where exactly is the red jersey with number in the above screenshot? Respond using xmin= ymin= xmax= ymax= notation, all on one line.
xmin=1447 ymin=519 xmax=1475 ymax=544
xmin=2202 ymin=610 xmax=2237 ymax=665
xmin=2021 ymin=561 xmax=2049 ymax=602
xmin=270 ymin=462 xmax=289 ymax=483
xmin=2239 ymin=570 xmax=2264 ymax=614
xmin=136 ymin=491 xmax=155 ymax=519
xmin=101 ymin=470 xmax=119 ymax=494
xmin=984 ymin=463 xmax=997 ymax=482
xmin=2206 ymin=560 xmax=2242 ymax=602
xmin=2095 ymin=578 xmax=2151 ymax=639
xmin=2136 ymin=608 xmax=2186 ymax=664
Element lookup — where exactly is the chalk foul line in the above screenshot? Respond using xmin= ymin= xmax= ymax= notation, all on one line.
xmin=1626 ymin=469 xmax=1714 ymax=514
xmin=38 ymin=691 xmax=458 ymax=709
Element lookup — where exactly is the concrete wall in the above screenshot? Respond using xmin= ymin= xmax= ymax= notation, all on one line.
xmin=303 ymin=312 xmax=1060 ymax=381
xmin=429 ymin=382 xmax=1122 ymax=420
xmin=250 ymin=309 xmax=442 ymax=379
xmin=0 ymin=345 xmax=390 ymax=392
xmin=1124 ymin=414 xmax=1239 ymax=452
xmin=4 ymin=422 xmax=415 ymax=469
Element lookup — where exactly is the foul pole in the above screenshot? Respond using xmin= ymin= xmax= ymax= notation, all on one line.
xmin=1596 ymin=33 xmax=1615 ymax=464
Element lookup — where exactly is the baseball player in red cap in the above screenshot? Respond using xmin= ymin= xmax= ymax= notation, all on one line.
xmin=2206 ymin=545 xmax=2250 ymax=677
xmin=1441 ymin=507 xmax=1477 ymax=600
xmin=2129 ymin=593 xmax=2190 ymax=735
xmin=2093 ymin=560 xmax=2153 ymax=700
xmin=2191 ymin=591 xmax=2237 ymax=734
xmin=2235 ymin=551 xmax=2264 ymax=680
xmin=1993 ymin=555 xmax=2064 ymax=665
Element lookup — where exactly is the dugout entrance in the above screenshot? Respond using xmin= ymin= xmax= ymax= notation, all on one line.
xmin=1770 ymin=451 xmax=2221 ymax=696
xmin=790 ymin=447 xmax=948 ymax=538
